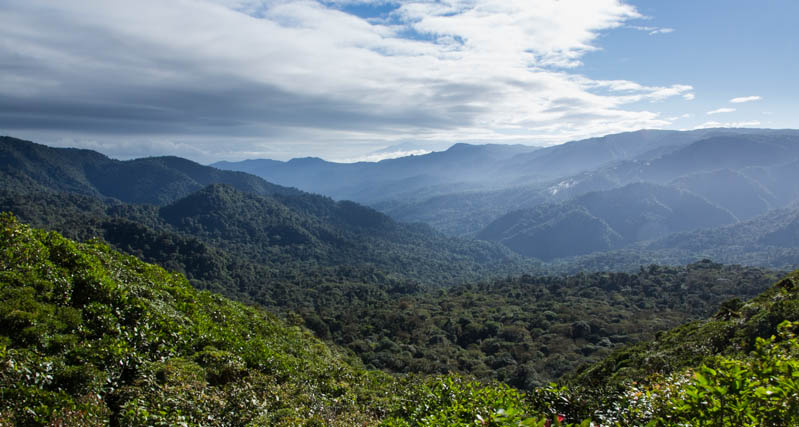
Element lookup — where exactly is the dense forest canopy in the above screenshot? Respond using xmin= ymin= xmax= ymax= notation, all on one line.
xmin=3 ymin=215 xmax=799 ymax=425
xmin=3 ymin=134 xmax=799 ymax=425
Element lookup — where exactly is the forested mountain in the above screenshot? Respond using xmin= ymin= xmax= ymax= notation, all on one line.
xmin=0 ymin=137 xmax=529 ymax=286
xmin=0 ymin=186 xmax=529 ymax=292
xmin=214 ymin=142 xmax=541 ymax=204
xmin=373 ymin=131 xmax=799 ymax=269
xmin=572 ymin=271 xmax=799 ymax=388
xmin=307 ymin=261 xmax=778 ymax=387
xmin=212 ymin=129 xmax=740 ymax=203
xmin=0 ymin=136 xmax=300 ymax=204
xmin=3 ymin=185 xmax=783 ymax=388
xmin=641 ymin=133 xmax=799 ymax=182
xmin=565 ymin=206 xmax=799 ymax=271
xmin=559 ymin=271 xmax=799 ymax=425
xmin=477 ymin=183 xmax=737 ymax=260
xmin=3 ymin=216 xmax=798 ymax=425
xmin=11 ymin=131 xmax=799 ymax=273
xmin=0 ymin=214 xmax=557 ymax=426
xmin=534 ymin=207 xmax=799 ymax=274
xmin=215 ymin=130 xmax=799 ymax=243
xmin=2 ymin=136 xmax=792 ymax=391
xmin=669 ymin=169 xmax=777 ymax=220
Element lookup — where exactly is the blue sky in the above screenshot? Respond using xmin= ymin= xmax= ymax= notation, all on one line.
xmin=0 ymin=0 xmax=795 ymax=162
xmin=583 ymin=0 xmax=797 ymax=131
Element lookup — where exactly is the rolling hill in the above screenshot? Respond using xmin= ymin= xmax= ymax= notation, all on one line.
xmin=2 ymin=215 xmax=796 ymax=425
xmin=214 ymin=129 xmax=799 ymax=241
xmin=0 ymin=136 xmax=300 ymax=204
xmin=0 ymin=214 xmax=554 ymax=426
xmin=477 ymin=183 xmax=737 ymax=260
xmin=0 ymin=136 xmax=530 ymax=286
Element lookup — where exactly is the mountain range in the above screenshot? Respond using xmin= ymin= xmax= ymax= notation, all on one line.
xmin=3 ymin=132 xmax=799 ymax=424
xmin=2 ymin=202 xmax=797 ymax=425
xmin=7 ymin=129 xmax=799 ymax=271
xmin=214 ymin=128 xmax=799 ymax=269
xmin=0 ymin=137 xmax=531 ymax=289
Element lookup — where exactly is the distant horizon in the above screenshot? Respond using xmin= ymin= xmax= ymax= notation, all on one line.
xmin=7 ymin=126 xmax=799 ymax=165
xmin=1 ymin=1 xmax=796 ymax=163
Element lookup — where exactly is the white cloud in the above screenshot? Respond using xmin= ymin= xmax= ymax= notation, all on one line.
xmin=665 ymin=113 xmax=692 ymax=121
xmin=707 ymin=108 xmax=736 ymax=115
xmin=338 ymin=149 xmax=434 ymax=163
xmin=629 ymin=25 xmax=674 ymax=35
xmin=0 ymin=0 xmax=693 ymax=162
xmin=682 ymin=93 xmax=695 ymax=101
xmin=696 ymin=120 xmax=761 ymax=129
xmin=649 ymin=28 xmax=674 ymax=35
xmin=729 ymin=95 xmax=762 ymax=103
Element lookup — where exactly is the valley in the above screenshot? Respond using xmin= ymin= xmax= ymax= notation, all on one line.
xmin=3 ymin=132 xmax=799 ymax=425
xmin=3 ymin=1 xmax=798 ymax=424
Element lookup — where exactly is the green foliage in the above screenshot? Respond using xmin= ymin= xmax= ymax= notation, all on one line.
xmin=0 ymin=213 xmax=394 ymax=425
xmin=0 ymin=213 xmax=582 ymax=426
xmin=6 ymin=135 xmax=799 ymax=426
xmin=383 ymin=376 xmax=590 ymax=427
xmin=388 ymin=376 xmax=531 ymax=426
xmin=0 ymin=181 xmax=530 ymax=293
xmin=2 ymin=187 xmax=782 ymax=388
xmin=2 ymin=209 xmax=799 ymax=425
xmin=327 ymin=263 xmax=777 ymax=386
xmin=571 ymin=271 xmax=799 ymax=388
xmin=593 ymin=321 xmax=799 ymax=426
xmin=0 ymin=135 xmax=297 ymax=205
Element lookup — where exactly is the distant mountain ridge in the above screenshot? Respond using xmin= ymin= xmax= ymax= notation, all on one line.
xmin=213 ymin=129 xmax=799 ymax=240
xmin=211 ymin=128 xmax=799 ymax=270
xmin=6 ymin=130 xmax=799 ymax=272
xmin=545 ymin=206 xmax=799 ymax=273
xmin=213 ymin=128 xmax=799 ymax=204
xmin=477 ymin=182 xmax=737 ymax=260
xmin=0 ymin=136 xmax=300 ymax=204
xmin=214 ymin=142 xmax=541 ymax=204
xmin=0 ymin=136 xmax=531 ymax=287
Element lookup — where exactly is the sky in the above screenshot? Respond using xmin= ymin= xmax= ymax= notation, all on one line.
xmin=0 ymin=0 xmax=796 ymax=163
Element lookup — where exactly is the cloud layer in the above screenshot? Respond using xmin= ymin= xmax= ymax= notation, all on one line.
xmin=729 ymin=96 xmax=762 ymax=104
xmin=0 ymin=0 xmax=694 ymax=161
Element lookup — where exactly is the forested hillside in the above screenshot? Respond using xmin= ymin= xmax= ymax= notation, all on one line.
xmin=4 ymin=0 xmax=798 ymax=424
xmin=3 ymin=215 xmax=798 ymax=426
xmin=2 ymin=137 xmax=794 ymax=392
xmin=215 ymin=130 xmax=799 ymax=244
xmin=477 ymin=183 xmax=737 ymax=260
xmin=305 ymin=261 xmax=778 ymax=387
xmin=0 ymin=214 xmax=560 ymax=426
xmin=1 ymin=188 xmax=783 ymax=384
xmin=546 ymin=207 xmax=799 ymax=273
xmin=0 ymin=185 xmax=528 ymax=290
xmin=0 ymin=136 xmax=299 ymax=204
xmin=556 ymin=270 xmax=799 ymax=426
xmin=0 ymin=137 xmax=532 ymax=287
xmin=8 ymin=133 xmax=799 ymax=273
xmin=215 ymin=129 xmax=799 ymax=274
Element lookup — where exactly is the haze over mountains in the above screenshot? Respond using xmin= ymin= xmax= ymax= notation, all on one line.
xmin=215 ymin=128 xmax=799 ymax=268
xmin=5 ymin=129 xmax=799 ymax=271
xmin=0 ymin=136 xmax=530 ymax=288
xmin=4 ymin=132 xmax=799 ymax=424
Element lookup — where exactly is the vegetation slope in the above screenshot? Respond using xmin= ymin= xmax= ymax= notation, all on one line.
xmin=2 ymin=217 xmax=799 ymax=426
xmin=0 ymin=188 xmax=781 ymax=388
xmin=552 ymin=270 xmax=799 ymax=426
xmin=0 ymin=214 xmax=559 ymax=426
